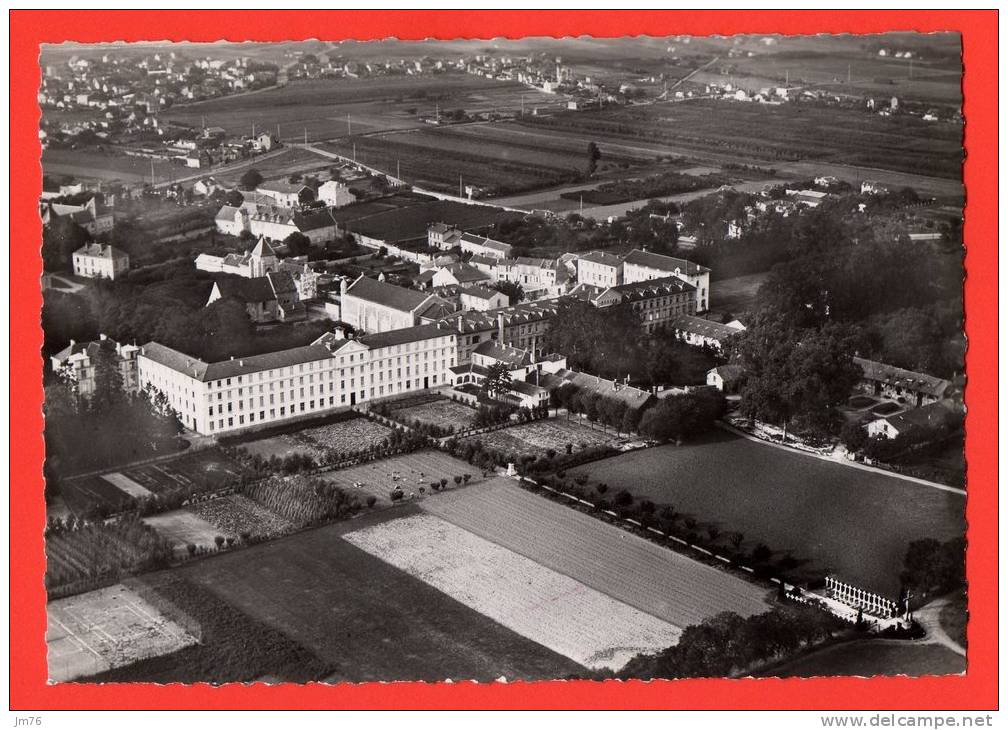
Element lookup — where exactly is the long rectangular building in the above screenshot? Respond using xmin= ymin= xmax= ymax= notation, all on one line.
xmin=137 ymin=323 xmax=457 ymax=435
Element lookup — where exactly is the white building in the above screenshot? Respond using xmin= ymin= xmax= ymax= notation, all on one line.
xmin=72 ymin=243 xmax=129 ymax=280
xmin=459 ymin=285 xmax=509 ymax=311
xmin=340 ymin=275 xmax=450 ymax=334
xmin=575 ymin=250 xmax=624 ymax=288
xmin=459 ymin=232 xmax=512 ymax=259
xmin=214 ymin=205 xmax=247 ymax=237
xmin=51 ymin=334 xmax=140 ymax=398
xmin=622 ymin=249 xmax=711 ymax=312
xmin=137 ymin=323 xmax=457 ymax=435
xmin=255 ymin=181 xmax=314 ymax=209
xmin=669 ymin=315 xmax=745 ymax=352
xmin=195 ymin=236 xmax=278 ymax=278
xmin=317 ymin=180 xmax=357 ymax=208
xmin=428 ymin=222 xmax=462 ymax=250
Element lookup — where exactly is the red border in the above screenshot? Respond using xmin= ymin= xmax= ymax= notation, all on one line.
xmin=11 ymin=10 xmax=997 ymax=710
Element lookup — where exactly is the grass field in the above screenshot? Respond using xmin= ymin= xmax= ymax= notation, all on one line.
xmin=393 ymin=397 xmax=478 ymax=430
xmin=42 ymin=148 xmax=179 ymax=184
xmin=759 ymin=639 xmax=965 ymax=678
xmin=47 ymin=583 xmax=197 ymax=682
xmin=571 ymin=431 xmax=966 ymax=596
xmin=317 ymin=449 xmax=479 ymax=507
xmin=465 ymin=418 xmax=622 ymax=458
xmin=143 ymin=511 xmax=229 ymax=557
xmin=345 ymin=512 xmax=682 ymax=671
xmin=176 ymin=506 xmax=585 ymax=682
xmin=421 ymin=479 xmax=770 ymax=629
xmin=710 ymin=272 xmax=771 ymax=315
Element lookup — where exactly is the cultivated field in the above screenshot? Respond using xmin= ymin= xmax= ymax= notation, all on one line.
xmin=464 ymin=418 xmax=622 ymax=458
xmin=421 ymin=479 xmax=770 ymax=629
xmin=344 ymin=512 xmax=682 ymax=671
xmin=47 ymin=583 xmax=197 ymax=682
xmin=42 ymin=148 xmax=179 ymax=184
xmin=392 ymin=397 xmax=478 ymax=430
xmin=317 ymin=449 xmax=479 ymax=507
xmin=178 ymin=506 xmax=584 ymax=681
xmin=571 ymin=431 xmax=966 ymax=596
xmin=164 ymin=76 xmax=563 ymax=142
xmin=237 ymin=416 xmax=392 ymax=461
xmin=187 ymin=494 xmax=294 ymax=539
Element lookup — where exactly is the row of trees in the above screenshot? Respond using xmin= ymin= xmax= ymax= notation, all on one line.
xmin=619 ymin=607 xmax=842 ymax=679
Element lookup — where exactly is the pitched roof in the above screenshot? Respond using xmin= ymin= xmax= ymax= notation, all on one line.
xmin=266 ymin=270 xmax=298 ymax=297
xmin=878 ymin=400 xmax=958 ymax=432
xmin=578 ymin=250 xmax=623 ymax=267
xmin=853 ymin=357 xmax=951 ymax=399
xmin=460 ymin=285 xmax=504 ymax=300
xmin=357 ymin=323 xmax=455 ymax=350
xmin=599 ymin=276 xmax=695 ymax=303
xmin=670 ymin=314 xmax=742 ymax=342
xmin=710 ymin=364 xmax=745 ymax=381
xmin=541 ymin=368 xmax=655 ymax=409
xmin=444 ymin=263 xmax=490 ymax=284
xmin=140 ymin=341 xmax=336 ymax=382
xmin=75 ymin=243 xmax=127 ymax=260
xmin=292 ymin=208 xmax=338 ymax=232
xmin=459 ymin=232 xmax=512 ymax=254
xmin=257 ymin=181 xmax=310 ymax=195
xmin=344 ymin=275 xmax=432 ymax=313
xmin=215 ymin=205 xmax=241 ymax=222
xmin=213 ymin=276 xmax=276 ymax=303
xmin=249 ymin=236 xmax=277 ymax=258
xmin=622 ymin=249 xmax=710 ymax=276
xmin=472 ymin=340 xmax=531 ymax=368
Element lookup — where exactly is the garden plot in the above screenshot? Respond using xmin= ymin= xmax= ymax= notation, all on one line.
xmin=392 ymin=398 xmax=478 ymax=430
xmin=187 ymin=494 xmax=293 ymax=537
xmin=120 ymin=448 xmax=245 ymax=497
xmin=344 ymin=513 xmax=682 ymax=671
xmin=298 ymin=418 xmax=392 ymax=454
xmin=101 ymin=472 xmax=153 ymax=499
xmin=319 ymin=449 xmax=479 ymax=507
xmin=466 ymin=419 xmax=621 ymax=458
xmin=47 ymin=583 xmax=198 ymax=682
xmin=238 ymin=434 xmax=323 ymax=462
xmin=144 ymin=510 xmax=230 ymax=557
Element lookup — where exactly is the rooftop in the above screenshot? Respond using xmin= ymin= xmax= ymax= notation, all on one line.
xmin=854 ymin=357 xmax=951 ymax=398
xmin=358 ymin=323 xmax=456 ymax=350
xmin=75 ymin=243 xmax=127 ymax=260
xmin=622 ymin=249 xmax=710 ymax=276
xmin=670 ymin=314 xmax=743 ymax=341
xmin=344 ymin=274 xmax=432 ymax=312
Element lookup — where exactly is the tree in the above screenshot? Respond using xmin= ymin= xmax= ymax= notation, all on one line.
xmin=224 ymin=189 xmax=244 ymax=207
xmin=481 ymin=362 xmax=513 ymax=400
xmin=42 ymin=215 xmax=91 ymax=272
xmin=284 ymin=231 xmax=312 ymax=257
xmin=239 ymin=168 xmax=263 ymax=191
xmin=586 ymin=141 xmax=601 ymax=177
xmin=492 ymin=280 xmax=525 ymax=305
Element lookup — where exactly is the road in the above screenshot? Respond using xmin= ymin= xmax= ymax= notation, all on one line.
xmin=151 ymin=147 xmax=289 ymax=190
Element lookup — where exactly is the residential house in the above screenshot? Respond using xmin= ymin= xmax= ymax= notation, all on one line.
xmin=248 ymin=206 xmax=338 ymax=245
xmin=427 ymin=222 xmax=462 ymax=250
xmin=538 ymin=368 xmax=657 ymax=416
xmin=459 ymin=285 xmax=509 ymax=312
xmin=50 ymin=334 xmax=140 ymax=397
xmin=459 ymin=232 xmax=512 ymax=259
xmin=853 ymin=357 xmax=952 ymax=408
xmin=416 ymin=263 xmax=491 ymax=290
xmin=41 ymin=196 xmax=115 ymax=235
xmin=317 ymin=179 xmax=357 ymax=208
xmin=707 ymin=364 xmax=745 ymax=393
xmin=576 ymin=250 xmax=624 ymax=288
xmin=866 ymin=399 xmax=961 ymax=440
xmin=72 ymin=243 xmax=129 ymax=280
xmin=214 ymin=205 xmax=247 ymax=236
xmin=255 ymin=181 xmax=315 ymax=209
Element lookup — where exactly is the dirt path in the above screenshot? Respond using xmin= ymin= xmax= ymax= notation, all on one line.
xmin=915 ymin=596 xmax=966 ymax=657
xmin=717 ymin=422 xmax=966 ymax=496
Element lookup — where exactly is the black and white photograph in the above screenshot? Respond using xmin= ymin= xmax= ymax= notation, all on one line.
xmin=38 ymin=31 xmax=967 ymax=686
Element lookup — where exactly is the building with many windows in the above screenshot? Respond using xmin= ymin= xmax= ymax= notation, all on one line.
xmin=72 ymin=243 xmax=130 ymax=280
xmin=137 ymin=323 xmax=457 ymax=435
xmin=51 ymin=334 xmax=140 ymax=398
xmin=622 ymin=249 xmax=711 ymax=312
xmin=573 ymin=275 xmax=697 ymax=333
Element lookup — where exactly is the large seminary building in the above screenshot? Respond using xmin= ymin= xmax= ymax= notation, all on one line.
xmin=137 ymin=323 xmax=457 ymax=435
